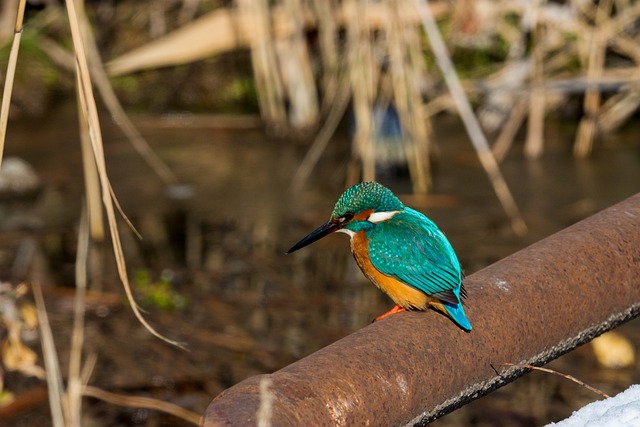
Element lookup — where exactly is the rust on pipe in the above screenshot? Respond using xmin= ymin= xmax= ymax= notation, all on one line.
xmin=203 ymin=193 xmax=640 ymax=426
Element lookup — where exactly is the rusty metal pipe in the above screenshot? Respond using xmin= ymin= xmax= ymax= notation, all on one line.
xmin=203 ymin=193 xmax=640 ymax=426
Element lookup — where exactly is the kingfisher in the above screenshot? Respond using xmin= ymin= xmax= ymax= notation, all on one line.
xmin=287 ymin=182 xmax=472 ymax=331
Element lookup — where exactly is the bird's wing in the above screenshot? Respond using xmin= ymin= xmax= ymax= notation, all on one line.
xmin=368 ymin=211 xmax=462 ymax=304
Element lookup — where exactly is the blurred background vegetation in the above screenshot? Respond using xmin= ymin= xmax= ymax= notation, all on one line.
xmin=1 ymin=0 xmax=640 ymax=426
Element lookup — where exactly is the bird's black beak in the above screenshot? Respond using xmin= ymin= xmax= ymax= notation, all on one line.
xmin=287 ymin=220 xmax=341 ymax=254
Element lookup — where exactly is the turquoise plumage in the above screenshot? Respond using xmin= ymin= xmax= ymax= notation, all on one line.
xmin=288 ymin=182 xmax=472 ymax=331
xmin=366 ymin=208 xmax=472 ymax=331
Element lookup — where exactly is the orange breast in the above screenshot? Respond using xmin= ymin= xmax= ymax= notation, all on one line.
xmin=351 ymin=231 xmax=436 ymax=310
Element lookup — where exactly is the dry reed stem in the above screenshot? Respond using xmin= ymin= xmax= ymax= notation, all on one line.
xmin=499 ymin=362 xmax=611 ymax=399
xmin=80 ymin=352 xmax=97 ymax=388
xmin=288 ymin=0 xmax=344 ymax=192
xmin=407 ymin=12 xmax=434 ymax=191
xmin=492 ymin=97 xmax=528 ymax=162
xmin=32 ymin=281 xmax=66 ymax=427
xmin=596 ymin=1 xmax=640 ymax=45
xmin=609 ymin=33 xmax=640 ymax=64
xmin=290 ymin=74 xmax=351 ymax=193
xmin=384 ymin=0 xmax=430 ymax=193
xmin=312 ymin=0 xmax=339 ymax=113
xmin=98 ymin=0 xmax=640 ymax=151
xmin=38 ymin=35 xmax=76 ymax=70
xmin=595 ymin=31 xmax=640 ymax=132
xmin=82 ymin=386 xmax=201 ymax=425
xmin=382 ymin=36 xmax=408 ymax=180
xmin=66 ymin=209 xmax=90 ymax=427
xmin=599 ymin=88 xmax=640 ymax=132
xmin=0 ymin=0 xmax=20 ymax=41
xmin=0 ymin=11 xmax=76 ymax=422
xmin=238 ymin=0 xmax=287 ymax=129
xmin=574 ymin=0 xmax=613 ymax=158
xmin=65 ymin=0 xmax=184 ymax=349
xmin=177 ymin=0 xmax=201 ymax=25
xmin=525 ymin=3 xmax=546 ymax=159
xmin=279 ymin=0 xmax=319 ymax=129
xmin=423 ymin=94 xmax=455 ymax=117
xmin=0 ymin=0 xmax=26 ymax=171
xmin=415 ymin=0 xmax=527 ymax=235
xmin=106 ymin=2 xmax=452 ymax=76
xmin=347 ymin=0 xmax=376 ymax=183
xmin=78 ymin=77 xmax=105 ymax=242
xmin=76 ymin=5 xmax=177 ymax=186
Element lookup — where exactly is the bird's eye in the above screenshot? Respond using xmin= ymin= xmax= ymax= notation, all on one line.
xmin=340 ymin=213 xmax=354 ymax=223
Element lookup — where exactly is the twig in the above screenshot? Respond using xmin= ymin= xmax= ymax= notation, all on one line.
xmin=415 ymin=0 xmax=527 ymax=235
xmin=67 ymin=208 xmax=90 ymax=427
xmin=290 ymin=73 xmax=351 ymax=193
xmin=77 ymin=4 xmax=178 ymax=185
xmin=82 ymin=385 xmax=201 ymax=425
xmin=0 ymin=0 xmax=27 ymax=170
xmin=498 ymin=362 xmax=611 ymax=399
xmin=525 ymin=2 xmax=545 ymax=159
xmin=78 ymin=73 xmax=105 ymax=242
xmin=32 ymin=281 xmax=66 ymax=427
xmin=386 ymin=0 xmax=431 ymax=193
xmin=574 ymin=0 xmax=613 ymax=158
xmin=64 ymin=0 xmax=185 ymax=349
xmin=238 ymin=0 xmax=287 ymax=129
xmin=492 ymin=97 xmax=528 ymax=162
xmin=280 ymin=0 xmax=319 ymax=129
xmin=347 ymin=0 xmax=377 ymax=184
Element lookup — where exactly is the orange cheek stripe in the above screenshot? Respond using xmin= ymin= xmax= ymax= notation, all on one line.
xmin=353 ymin=209 xmax=373 ymax=221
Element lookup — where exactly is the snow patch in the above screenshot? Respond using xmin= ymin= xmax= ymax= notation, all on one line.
xmin=547 ymin=384 xmax=640 ymax=427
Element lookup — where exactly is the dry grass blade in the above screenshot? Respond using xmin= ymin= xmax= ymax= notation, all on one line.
xmin=0 ymin=0 xmax=27 ymax=170
xmin=106 ymin=8 xmax=245 ymax=76
xmin=32 ymin=281 xmax=66 ymax=427
xmin=312 ymin=0 xmax=339 ymax=111
xmin=346 ymin=0 xmax=376 ymax=183
xmin=80 ymin=352 xmax=98 ymax=387
xmin=492 ymin=97 xmax=528 ymax=162
xmin=238 ymin=0 xmax=287 ymax=129
xmin=82 ymin=386 xmax=201 ymax=425
xmin=386 ymin=0 xmax=432 ymax=193
xmin=76 ymin=5 xmax=177 ymax=185
xmin=105 ymin=2 xmax=452 ymax=76
xmin=498 ymin=362 xmax=611 ymax=399
xmin=78 ymin=76 xmax=105 ymax=242
xmin=574 ymin=0 xmax=613 ymax=158
xmin=415 ymin=0 xmax=527 ymax=235
xmin=290 ymin=74 xmax=351 ymax=193
xmin=65 ymin=0 xmax=184 ymax=349
xmin=525 ymin=5 xmax=546 ymax=159
xmin=67 ymin=209 xmax=90 ymax=427
xmin=279 ymin=0 xmax=319 ymax=129
xmin=598 ymin=89 xmax=640 ymax=132
xmin=108 ymin=184 xmax=143 ymax=241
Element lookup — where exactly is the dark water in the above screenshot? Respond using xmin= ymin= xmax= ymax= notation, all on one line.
xmin=3 ymin=106 xmax=640 ymax=426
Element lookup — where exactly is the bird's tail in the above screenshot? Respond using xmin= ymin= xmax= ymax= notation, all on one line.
xmin=442 ymin=301 xmax=472 ymax=332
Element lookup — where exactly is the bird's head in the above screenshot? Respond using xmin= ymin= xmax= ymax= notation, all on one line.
xmin=287 ymin=182 xmax=404 ymax=253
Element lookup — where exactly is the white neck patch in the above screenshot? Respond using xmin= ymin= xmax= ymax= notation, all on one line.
xmin=336 ymin=228 xmax=355 ymax=237
xmin=367 ymin=210 xmax=400 ymax=224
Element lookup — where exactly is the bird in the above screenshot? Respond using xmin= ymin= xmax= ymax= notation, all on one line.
xmin=287 ymin=181 xmax=472 ymax=331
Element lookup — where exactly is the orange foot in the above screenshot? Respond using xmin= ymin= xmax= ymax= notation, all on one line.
xmin=374 ymin=305 xmax=407 ymax=321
